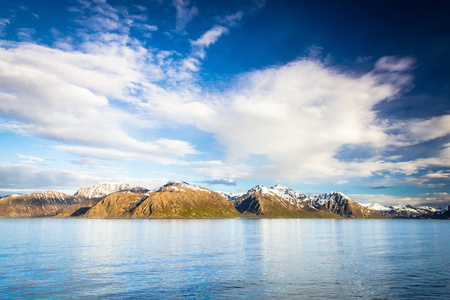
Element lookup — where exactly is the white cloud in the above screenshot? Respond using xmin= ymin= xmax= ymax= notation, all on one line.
xmin=217 ymin=11 xmax=244 ymax=27
xmin=0 ymin=162 xmax=169 ymax=194
xmin=422 ymin=170 xmax=450 ymax=179
xmin=70 ymin=0 xmax=123 ymax=32
xmin=173 ymin=0 xmax=198 ymax=32
xmin=55 ymin=143 xmax=195 ymax=165
xmin=146 ymin=57 xmax=449 ymax=183
xmin=16 ymin=154 xmax=44 ymax=162
xmin=251 ymin=0 xmax=266 ymax=10
xmin=335 ymin=180 xmax=349 ymax=185
xmin=0 ymin=40 xmax=198 ymax=164
xmin=191 ymin=25 xmax=229 ymax=59
xmin=0 ymin=0 xmax=448 ymax=193
xmin=190 ymin=59 xmax=400 ymax=180
xmin=69 ymin=0 xmax=153 ymax=38
xmin=0 ymin=162 xmax=99 ymax=192
xmin=0 ymin=18 xmax=10 ymax=36
xmin=375 ymin=56 xmax=415 ymax=72
xmin=2 ymin=28 xmax=449 ymax=186
xmin=16 ymin=28 xmax=35 ymax=41
xmin=403 ymin=169 xmax=450 ymax=188
xmin=439 ymin=143 xmax=450 ymax=159
xmin=406 ymin=115 xmax=450 ymax=142
xmin=350 ymin=193 xmax=450 ymax=207
xmin=191 ymin=25 xmax=229 ymax=48
xmin=193 ymin=160 xmax=252 ymax=180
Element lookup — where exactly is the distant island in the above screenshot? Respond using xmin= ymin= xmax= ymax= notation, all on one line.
xmin=0 ymin=182 xmax=448 ymax=219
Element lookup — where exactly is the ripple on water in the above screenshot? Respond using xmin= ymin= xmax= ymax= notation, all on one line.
xmin=0 ymin=219 xmax=448 ymax=299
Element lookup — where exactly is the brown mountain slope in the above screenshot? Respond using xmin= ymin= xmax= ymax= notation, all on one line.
xmin=233 ymin=186 xmax=341 ymax=218
xmin=128 ymin=185 xmax=241 ymax=218
xmin=80 ymin=183 xmax=241 ymax=219
xmin=82 ymin=192 xmax=147 ymax=218
xmin=0 ymin=191 xmax=84 ymax=217
xmin=55 ymin=198 xmax=102 ymax=217
xmin=313 ymin=193 xmax=382 ymax=219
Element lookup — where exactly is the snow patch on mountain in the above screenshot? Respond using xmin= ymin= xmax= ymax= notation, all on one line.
xmin=307 ymin=192 xmax=350 ymax=206
xmin=156 ymin=181 xmax=211 ymax=193
xmin=217 ymin=191 xmax=244 ymax=201
xmin=269 ymin=185 xmax=309 ymax=208
xmin=249 ymin=185 xmax=275 ymax=195
xmin=365 ymin=202 xmax=446 ymax=218
xmin=365 ymin=203 xmax=391 ymax=211
xmin=39 ymin=190 xmax=71 ymax=201
xmin=75 ymin=183 xmax=148 ymax=199
xmin=230 ymin=184 xmax=312 ymax=209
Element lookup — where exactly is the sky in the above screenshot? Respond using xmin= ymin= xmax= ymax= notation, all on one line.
xmin=0 ymin=0 xmax=449 ymax=206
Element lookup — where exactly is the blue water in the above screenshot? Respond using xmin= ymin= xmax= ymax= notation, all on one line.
xmin=0 ymin=219 xmax=448 ymax=299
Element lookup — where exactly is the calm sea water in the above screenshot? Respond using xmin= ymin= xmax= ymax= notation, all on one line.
xmin=0 ymin=219 xmax=448 ymax=299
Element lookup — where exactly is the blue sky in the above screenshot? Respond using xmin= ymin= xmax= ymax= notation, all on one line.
xmin=0 ymin=0 xmax=449 ymax=206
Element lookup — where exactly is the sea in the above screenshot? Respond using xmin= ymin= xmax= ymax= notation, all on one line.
xmin=0 ymin=219 xmax=448 ymax=299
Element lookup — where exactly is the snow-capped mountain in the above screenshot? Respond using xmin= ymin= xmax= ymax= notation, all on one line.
xmin=230 ymin=184 xmax=320 ymax=217
xmin=2 ymin=180 xmax=448 ymax=219
xmin=155 ymin=181 xmax=211 ymax=193
xmin=0 ymin=190 xmax=83 ymax=217
xmin=227 ymin=184 xmax=379 ymax=218
xmin=75 ymin=183 xmax=149 ymax=199
xmin=305 ymin=192 xmax=380 ymax=218
xmin=364 ymin=203 xmax=392 ymax=211
xmin=307 ymin=192 xmax=350 ymax=205
xmin=77 ymin=181 xmax=240 ymax=219
xmin=270 ymin=184 xmax=307 ymax=202
xmin=232 ymin=184 xmax=309 ymax=207
xmin=217 ymin=191 xmax=244 ymax=201
xmin=364 ymin=203 xmax=447 ymax=219
xmin=266 ymin=184 xmax=315 ymax=209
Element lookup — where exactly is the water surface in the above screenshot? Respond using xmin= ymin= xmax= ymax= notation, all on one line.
xmin=0 ymin=219 xmax=448 ymax=299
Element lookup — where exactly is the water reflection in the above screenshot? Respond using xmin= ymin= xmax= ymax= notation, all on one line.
xmin=0 ymin=219 xmax=448 ymax=299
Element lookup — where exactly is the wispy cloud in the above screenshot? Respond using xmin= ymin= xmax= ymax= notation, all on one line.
xmin=251 ymin=0 xmax=266 ymax=10
xmin=0 ymin=18 xmax=10 ymax=36
xmin=55 ymin=144 xmax=195 ymax=165
xmin=335 ymin=180 xmax=349 ymax=185
xmin=0 ymin=38 xmax=198 ymax=165
xmin=191 ymin=25 xmax=229 ymax=59
xmin=16 ymin=154 xmax=44 ymax=162
xmin=404 ymin=169 xmax=450 ymax=188
xmin=0 ymin=162 xmax=98 ymax=191
xmin=369 ymin=185 xmax=395 ymax=189
xmin=16 ymin=28 xmax=35 ymax=41
xmin=0 ymin=0 xmax=449 ymax=193
xmin=68 ymin=0 xmax=154 ymax=37
xmin=191 ymin=25 xmax=229 ymax=48
xmin=0 ymin=162 xmax=168 ymax=193
xmin=172 ymin=57 xmax=449 ymax=183
xmin=216 ymin=11 xmax=244 ymax=27
xmin=201 ymin=179 xmax=237 ymax=186
xmin=173 ymin=0 xmax=198 ymax=32
xmin=351 ymin=193 xmax=450 ymax=207
xmin=375 ymin=56 xmax=416 ymax=72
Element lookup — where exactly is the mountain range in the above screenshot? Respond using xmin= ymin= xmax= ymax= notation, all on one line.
xmin=0 ymin=182 xmax=448 ymax=219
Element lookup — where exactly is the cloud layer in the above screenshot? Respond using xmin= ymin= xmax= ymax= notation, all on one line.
xmin=0 ymin=41 xmax=198 ymax=164
xmin=0 ymin=0 xmax=449 ymax=203
xmin=151 ymin=57 xmax=449 ymax=183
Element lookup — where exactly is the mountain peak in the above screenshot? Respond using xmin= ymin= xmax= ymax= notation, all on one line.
xmin=75 ymin=183 xmax=147 ymax=199
xmin=366 ymin=203 xmax=391 ymax=211
xmin=156 ymin=181 xmax=211 ymax=193
xmin=217 ymin=191 xmax=244 ymax=201
xmin=248 ymin=185 xmax=273 ymax=195
xmin=366 ymin=202 xmax=447 ymax=218
xmin=161 ymin=181 xmax=190 ymax=187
